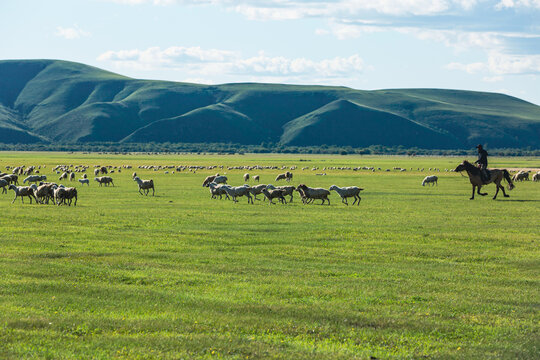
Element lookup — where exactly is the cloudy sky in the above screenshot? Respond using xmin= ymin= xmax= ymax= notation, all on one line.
xmin=2 ymin=0 xmax=539 ymax=104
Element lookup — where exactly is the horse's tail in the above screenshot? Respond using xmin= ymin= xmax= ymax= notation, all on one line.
xmin=503 ymin=169 xmax=515 ymax=190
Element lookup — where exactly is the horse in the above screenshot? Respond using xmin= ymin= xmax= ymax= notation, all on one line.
xmin=454 ymin=160 xmax=514 ymax=200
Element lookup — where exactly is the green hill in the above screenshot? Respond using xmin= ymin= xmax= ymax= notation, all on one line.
xmin=1 ymin=59 xmax=539 ymax=148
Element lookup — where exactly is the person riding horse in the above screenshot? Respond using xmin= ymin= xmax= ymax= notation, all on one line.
xmin=475 ymin=144 xmax=489 ymax=183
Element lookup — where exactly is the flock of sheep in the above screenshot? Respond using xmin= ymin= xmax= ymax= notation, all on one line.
xmin=203 ymin=172 xmax=363 ymax=205
xmin=1 ymin=162 xmax=538 ymax=207
xmin=0 ymin=164 xmax=155 ymax=206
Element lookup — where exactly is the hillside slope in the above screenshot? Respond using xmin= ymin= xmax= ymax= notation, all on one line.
xmin=1 ymin=59 xmax=539 ymax=148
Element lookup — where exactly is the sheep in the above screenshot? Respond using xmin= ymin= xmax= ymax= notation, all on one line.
xmin=296 ymin=184 xmax=330 ymax=205
xmin=23 ymin=175 xmax=47 ymax=184
xmin=69 ymin=172 xmax=75 ymax=181
xmin=248 ymin=184 xmax=267 ymax=200
xmin=533 ymin=172 xmax=540 ymax=182
xmin=1 ymin=174 xmax=18 ymax=185
xmin=94 ymin=168 xmax=100 ymax=176
xmin=213 ymin=175 xmax=228 ymax=185
xmin=35 ymin=183 xmax=57 ymax=204
xmin=243 ymin=173 xmax=250 ymax=182
xmin=94 ymin=176 xmax=114 ymax=187
xmin=8 ymin=184 xmax=38 ymax=204
xmin=208 ymin=182 xmax=230 ymax=200
xmin=261 ymin=188 xmax=287 ymax=204
xmin=100 ymin=166 xmax=108 ymax=174
xmin=56 ymin=187 xmax=77 ymax=206
xmin=82 ymin=173 xmax=88 ymax=179
xmin=223 ymin=185 xmax=253 ymax=204
xmin=132 ymin=172 xmax=137 ymax=179
xmin=133 ymin=176 xmax=155 ymax=196
xmin=0 ymin=178 xmax=8 ymax=194
xmin=266 ymin=184 xmax=295 ymax=202
xmin=202 ymin=174 xmax=218 ymax=187
xmin=78 ymin=178 xmax=90 ymax=186
xmin=422 ymin=175 xmax=438 ymax=186
xmin=329 ymin=185 xmax=363 ymax=206
xmin=59 ymin=172 xmax=68 ymax=181
xmin=253 ymin=175 xmax=260 ymax=182
xmin=275 ymin=173 xmax=287 ymax=181
xmin=294 ymin=186 xmax=310 ymax=204
xmin=512 ymin=171 xmax=529 ymax=182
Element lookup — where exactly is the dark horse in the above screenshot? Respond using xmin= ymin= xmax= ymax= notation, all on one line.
xmin=455 ymin=160 xmax=515 ymax=200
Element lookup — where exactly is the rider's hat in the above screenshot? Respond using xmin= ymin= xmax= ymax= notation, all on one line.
xmin=476 ymin=144 xmax=483 ymax=149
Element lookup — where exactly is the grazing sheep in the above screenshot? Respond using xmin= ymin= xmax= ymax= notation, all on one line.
xmin=82 ymin=173 xmax=87 ymax=179
xmin=248 ymin=184 xmax=267 ymax=200
xmin=275 ymin=173 xmax=287 ymax=181
xmin=69 ymin=172 xmax=75 ymax=181
xmin=243 ymin=173 xmax=250 ymax=182
xmin=266 ymin=184 xmax=295 ymax=202
xmin=202 ymin=174 xmax=219 ymax=187
xmin=133 ymin=176 xmax=155 ymax=196
xmin=78 ymin=178 xmax=90 ymax=186
xmin=100 ymin=166 xmax=108 ymax=174
xmin=94 ymin=169 xmax=100 ymax=176
xmin=422 ymin=175 xmax=438 ymax=186
xmin=208 ymin=182 xmax=231 ymax=200
xmin=253 ymin=175 xmax=260 ymax=182
xmin=57 ymin=187 xmax=77 ymax=206
xmin=8 ymin=184 xmax=38 ymax=204
xmin=1 ymin=174 xmax=19 ymax=185
xmin=0 ymin=178 xmax=8 ymax=194
xmin=213 ymin=175 xmax=228 ymax=185
xmin=94 ymin=176 xmax=114 ymax=187
xmin=23 ymin=175 xmax=47 ymax=184
xmin=261 ymin=188 xmax=287 ymax=204
xmin=512 ymin=171 xmax=529 ymax=182
xmin=296 ymin=184 xmax=330 ymax=205
xmin=59 ymin=172 xmax=68 ymax=181
xmin=533 ymin=172 xmax=540 ymax=182
xmin=329 ymin=185 xmax=363 ymax=205
xmin=223 ymin=185 xmax=253 ymax=204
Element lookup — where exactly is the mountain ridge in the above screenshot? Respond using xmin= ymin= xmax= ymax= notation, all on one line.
xmin=1 ymin=59 xmax=539 ymax=148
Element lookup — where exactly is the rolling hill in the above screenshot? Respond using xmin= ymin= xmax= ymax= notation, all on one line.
xmin=1 ymin=59 xmax=539 ymax=148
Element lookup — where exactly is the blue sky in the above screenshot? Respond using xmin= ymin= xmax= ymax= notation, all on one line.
xmin=2 ymin=0 xmax=539 ymax=104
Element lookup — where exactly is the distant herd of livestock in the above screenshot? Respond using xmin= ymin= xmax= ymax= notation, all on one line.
xmin=0 ymin=163 xmax=538 ymax=206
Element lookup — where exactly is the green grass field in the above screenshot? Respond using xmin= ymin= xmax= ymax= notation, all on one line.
xmin=0 ymin=152 xmax=538 ymax=359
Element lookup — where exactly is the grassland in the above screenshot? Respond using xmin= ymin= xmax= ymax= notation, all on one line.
xmin=0 ymin=152 xmax=538 ymax=359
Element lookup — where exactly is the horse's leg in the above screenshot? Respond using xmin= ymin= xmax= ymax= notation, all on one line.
xmin=501 ymin=184 xmax=509 ymax=198
xmin=470 ymin=185 xmax=475 ymax=200
xmin=493 ymin=183 xmax=500 ymax=200
xmin=477 ymin=185 xmax=487 ymax=196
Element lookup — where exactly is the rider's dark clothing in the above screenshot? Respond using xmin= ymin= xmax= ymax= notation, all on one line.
xmin=475 ymin=149 xmax=488 ymax=168
xmin=475 ymin=148 xmax=489 ymax=182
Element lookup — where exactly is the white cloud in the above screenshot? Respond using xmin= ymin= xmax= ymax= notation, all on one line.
xmin=446 ymin=52 xmax=540 ymax=75
xmin=98 ymin=46 xmax=366 ymax=82
xmin=495 ymin=0 xmax=540 ymax=9
xmin=55 ymin=25 xmax=90 ymax=40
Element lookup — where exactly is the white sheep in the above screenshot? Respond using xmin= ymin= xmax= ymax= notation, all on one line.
xmin=223 ymin=185 xmax=253 ymax=203
xmin=296 ymin=184 xmax=330 ymax=205
xmin=23 ymin=175 xmax=47 ymax=184
xmin=253 ymin=175 xmax=260 ymax=182
xmin=0 ymin=178 xmax=8 ymax=194
xmin=243 ymin=173 xmax=250 ymax=182
xmin=78 ymin=178 xmax=90 ymax=186
xmin=8 ymin=184 xmax=38 ymax=204
xmin=422 ymin=175 xmax=438 ymax=186
xmin=133 ymin=176 xmax=155 ymax=196
xmin=94 ymin=176 xmax=114 ymax=186
xmin=248 ymin=184 xmax=267 ymax=200
xmin=208 ymin=182 xmax=231 ymax=200
xmin=329 ymin=185 xmax=363 ymax=205
xmin=213 ymin=175 xmax=228 ymax=185
xmin=261 ymin=188 xmax=287 ymax=204
xmin=533 ymin=172 xmax=540 ymax=182
xmin=266 ymin=184 xmax=295 ymax=202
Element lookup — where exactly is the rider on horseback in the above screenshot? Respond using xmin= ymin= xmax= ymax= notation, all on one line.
xmin=475 ymin=144 xmax=489 ymax=183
